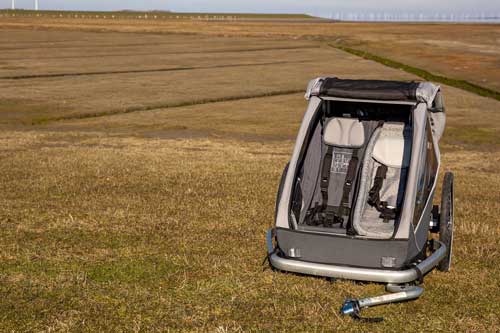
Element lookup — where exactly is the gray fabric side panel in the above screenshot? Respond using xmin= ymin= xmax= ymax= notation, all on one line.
xmin=414 ymin=193 xmax=435 ymax=250
xmin=406 ymin=224 xmax=420 ymax=261
xmin=305 ymin=147 xmax=326 ymax=214
xmin=298 ymin=122 xmax=323 ymax=223
xmin=276 ymin=228 xmax=409 ymax=269
xmin=431 ymin=90 xmax=446 ymax=142
xmin=276 ymin=97 xmax=322 ymax=229
xmin=395 ymin=103 xmax=427 ymax=239
xmin=431 ymin=111 xmax=446 ymax=143
xmin=412 ymin=116 xmax=441 ymax=242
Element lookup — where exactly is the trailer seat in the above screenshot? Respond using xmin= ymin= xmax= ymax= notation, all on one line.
xmin=352 ymin=122 xmax=412 ymax=238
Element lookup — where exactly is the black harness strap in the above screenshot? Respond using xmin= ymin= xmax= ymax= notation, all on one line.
xmin=378 ymin=202 xmax=398 ymax=221
xmin=320 ymin=146 xmax=334 ymax=209
xmin=305 ymin=145 xmax=336 ymax=227
xmin=368 ymin=165 xmax=388 ymax=206
xmin=304 ymin=203 xmax=321 ymax=226
xmin=339 ymin=150 xmax=359 ymax=217
xmin=322 ymin=205 xmax=335 ymax=227
xmin=306 ymin=149 xmax=359 ymax=228
xmin=367 ymin=165 xmax=398 ymax=221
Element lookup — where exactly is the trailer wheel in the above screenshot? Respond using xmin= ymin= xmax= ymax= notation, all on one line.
xmin=274 ymin=162 xmax=290 ymax=223
xmin=438 ymin=172 xmax=454 ymax=272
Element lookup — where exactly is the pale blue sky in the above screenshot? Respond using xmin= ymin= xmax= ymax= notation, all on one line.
xmin=3 ymin=0 xmax=500 ymax=16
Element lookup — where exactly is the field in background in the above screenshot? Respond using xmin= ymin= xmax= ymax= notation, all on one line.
xmin=0 ymin=16 xmax=499 ymax=332
xmin=0 ymin=10 xmax=319 ymax=21
xmin=1 ymin=13 xmax=499 ymax=92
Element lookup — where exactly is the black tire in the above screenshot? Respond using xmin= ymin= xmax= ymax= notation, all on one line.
xmin=438 ymin=172 xmax=454 ymax=272
xmin=274 ymin=162 xmax=290 ymax=223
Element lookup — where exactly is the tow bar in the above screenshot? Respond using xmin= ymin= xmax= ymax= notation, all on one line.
xmin=340 ymin=284 xmax=424 ymax=322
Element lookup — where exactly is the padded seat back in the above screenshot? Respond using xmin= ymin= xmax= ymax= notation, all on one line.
xmin=372 ymin=127 xmax=411 ymax=169
xmin=352 ymin=122 xmax=412 ymax=238
xmin=322 ymin=118 xmax=365 ymax=209
xmin=324 ymin=118 xmax=365 ymax=148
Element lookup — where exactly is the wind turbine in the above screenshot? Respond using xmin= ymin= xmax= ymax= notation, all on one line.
xmin=11 ymin=0 xmax=15 ymax=10
xmin=35 ymin=0 xmax=39 ymax=10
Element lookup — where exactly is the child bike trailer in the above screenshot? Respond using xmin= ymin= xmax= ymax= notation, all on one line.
xmin=266 ymin=77 xmax=454 ymax=321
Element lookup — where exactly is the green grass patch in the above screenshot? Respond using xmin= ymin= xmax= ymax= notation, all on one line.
xmin=443 ymin=126 xmax=500 ymax=149
xmin=33 ymin=89 xmax=303 ymax=124
xmin=332 ymin=44 xmax=500 ymax=102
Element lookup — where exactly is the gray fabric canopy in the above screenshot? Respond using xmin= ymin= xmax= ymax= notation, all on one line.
xmin=305 ymin=77 xmax=441 ymax=108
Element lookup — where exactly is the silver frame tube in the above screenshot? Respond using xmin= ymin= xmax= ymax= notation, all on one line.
xmin=358 ymin=285 xmax=424 ymax=308
xmin=340 ymin=284 xmax=424 ymax=317
xmin=267 ymin=229 xmax=447 ymax=284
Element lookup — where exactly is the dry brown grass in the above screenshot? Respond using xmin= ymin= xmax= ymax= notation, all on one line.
xmin=0 ymin=32 xmax=418 ymax=125
xmin=1 ymin=17 xmax=499 ymax=91
xmin=0 ymin=23 xmax=499 ymax=332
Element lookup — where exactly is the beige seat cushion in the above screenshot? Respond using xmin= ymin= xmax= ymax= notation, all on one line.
xmin=372 ymin=124 xmax=411 ymax=168
xmin=323 ymin=118 xmax=365 ymax=148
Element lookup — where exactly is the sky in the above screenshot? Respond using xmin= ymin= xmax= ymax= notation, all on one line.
xmin=2 ymin=0 xmax=500 ymax=16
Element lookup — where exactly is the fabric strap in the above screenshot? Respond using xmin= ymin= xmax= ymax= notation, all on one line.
xmin=339 ymin=150 xmax=359 ymax=217
xmin=367 ymin=165 xmax=398 ymax=221
xmin=305 ymin=148 xmax=359 ymax=228
xmin=320 ymin=146 xmax=334 ymax=209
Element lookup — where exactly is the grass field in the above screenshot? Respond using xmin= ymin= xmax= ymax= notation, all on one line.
xmin=0 ymin=10 xmax=319 ymax=21
xmin=0 ymin=16 xmax=499 ymax=332
xmin=1 ymin=14 xmax=499 ymax=92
